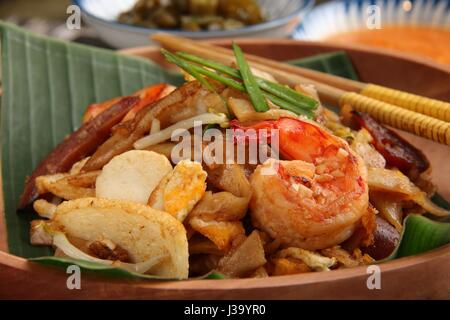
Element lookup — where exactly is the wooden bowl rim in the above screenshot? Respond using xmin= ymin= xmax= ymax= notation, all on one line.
xmin=1 ymin=244 xmax=450 ymax=291
xmin=120 ymin=38 xmax=450 ymax=74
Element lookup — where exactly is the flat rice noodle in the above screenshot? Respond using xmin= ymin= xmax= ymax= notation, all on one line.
xmin=250 ymin=266 xmax=269 ymax=278
xmin=83 ymin=81 xmax=222 ymax=171
xmin=188 ymin=234 xmax=223 ymax=255
xmin=351 ymin=129 xmax=386 ymax=169
xmin=189 ymin=164 xmax=252 ymax=224
xmin=368 ymin=167 xmax=450 ymax=217
xmin=205 ymin=164 xmax=251 ymax=198
xmin=370 ymin=191 xmax=403 ymax=232
xmin=189 ymin=217 xmax=245 ymax=251
xmin=190 ymin=191 xmax=248 ymax=222
xmin=217 ymin=231 xmax=266 ymax=278
xmin=35 ymin=174 xmax=95 ymax=200
xmin=321 ymin=246 xmax=362 ymax=268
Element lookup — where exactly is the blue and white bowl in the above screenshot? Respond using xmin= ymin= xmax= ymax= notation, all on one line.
xmin=74 ymin=0 xmax=315 ymax=48
xmin=293 ymin=0 xmax=450 ymax=40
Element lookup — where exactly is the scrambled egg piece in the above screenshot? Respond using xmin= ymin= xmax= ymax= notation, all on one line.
xmin=33 ymin=199 xmax=58 ymax=219
xmin=276 ymin=247 xmax=337 ymax=271
xmin=149 ymin=160 xmax=207 ymax=222
xmin=189 ymin=217 xmax=245 ymax=252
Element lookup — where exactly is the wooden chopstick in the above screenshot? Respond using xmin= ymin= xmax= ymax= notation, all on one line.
xmin=186 ymin=39 xmax=365 ymax=93
xmin=244 ymin=48 xmax=450 ymax=123
xmin=154 ymin=34 xmax=450 ymax=123
xmin=203 ymin=42 xmax=450 ymax=123
xmin=152 ymin=33 xmax=450 ymax=146
xmin=153 ymin=33 xmax=345 ymax=104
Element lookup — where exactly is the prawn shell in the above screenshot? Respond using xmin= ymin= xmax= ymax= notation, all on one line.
xmin=247 ymin=118 xmax=369 ymax=250
xmin=250 ymin=159 xmax=368 ymax=250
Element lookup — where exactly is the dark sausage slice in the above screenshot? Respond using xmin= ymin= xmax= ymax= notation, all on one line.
xmin=362 ymin=216 xmax=401 ymax=260
xmin=352 ymin=111 xmax=429 ymax=180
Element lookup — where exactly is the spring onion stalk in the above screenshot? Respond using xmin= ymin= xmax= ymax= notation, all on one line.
xmin=162 ymin=49 xmax=232 ymax=116
xmin=265 ymin=93 xmax=315 ymax=119
xmin=188 ymin=63 xmax=245 ymax=91
xmin=163 ymin=49 xmax=316 ymax=118
xmin=187 ymin=64 xmax=314 ymax=117
xmin=255 ymin=79 xmax=318 ymax=110
xmin=232 ymin=43 xmax=269 ymax=112
xmin=177 ymin=51 xmax=318 ymax=110
xmin=190 ymin=66 xmax=314 ymax=118
xmin=177 ymin=51 xmax=240 ymax=78
xmin=162 ymin=49 xmax=215 ymax=92
xmin=180 ymin=62 xmax=314 ymax=118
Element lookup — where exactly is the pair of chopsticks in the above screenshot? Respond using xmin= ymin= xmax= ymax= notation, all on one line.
xmin=152 ymin=33 xmax=450 ymax=146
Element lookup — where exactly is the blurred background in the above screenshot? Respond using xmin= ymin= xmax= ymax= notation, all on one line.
xmin=0 ymin=0 xmax=106 ymax=46
xmin=0 ymin=0 xmax=449 ymax=65
xmin=0 ymin=0 xmax=329 ymax=46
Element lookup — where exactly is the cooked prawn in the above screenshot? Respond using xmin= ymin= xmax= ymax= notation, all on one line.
xmin=233 ymin=117 xmax=369 ymax=250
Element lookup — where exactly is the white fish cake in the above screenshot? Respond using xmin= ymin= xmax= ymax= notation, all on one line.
xmin=53 ymin=197 xmax=189 ymax=279
xmin=96 ymin=150 xmax=172 ymax=204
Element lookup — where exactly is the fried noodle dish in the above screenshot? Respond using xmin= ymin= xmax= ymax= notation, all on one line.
xmin=22 ymin=45 xmax=450 ymax=279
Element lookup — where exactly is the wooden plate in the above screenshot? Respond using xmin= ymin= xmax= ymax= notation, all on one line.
xmin=1 ymin=40 xmax=449 ymax=299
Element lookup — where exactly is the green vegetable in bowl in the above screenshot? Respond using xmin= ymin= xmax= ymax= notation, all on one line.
xmin=118 ymin=0 xmax=265 ymax=31
xmin=218 ymin=0 xmax=264 ymax=25
xmin=185 ymin=0 xmax=219 ymax=15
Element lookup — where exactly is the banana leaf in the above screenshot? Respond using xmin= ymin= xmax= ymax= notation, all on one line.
xmin=1 ymin=22 xmax=449 ymax=280
xmin=288 ymin=51 xmax=359 ymax=81
xmin=386 ymin=214 xmax=450 ymax=260
xmin=0 ymin=21 xmax=183 ymax=259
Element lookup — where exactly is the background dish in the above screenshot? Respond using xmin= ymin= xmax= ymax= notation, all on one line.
xmin=74 ymin=0 xmax=314 ymax=48
xmin=294 ymin=0 xmax=450 ymax=40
